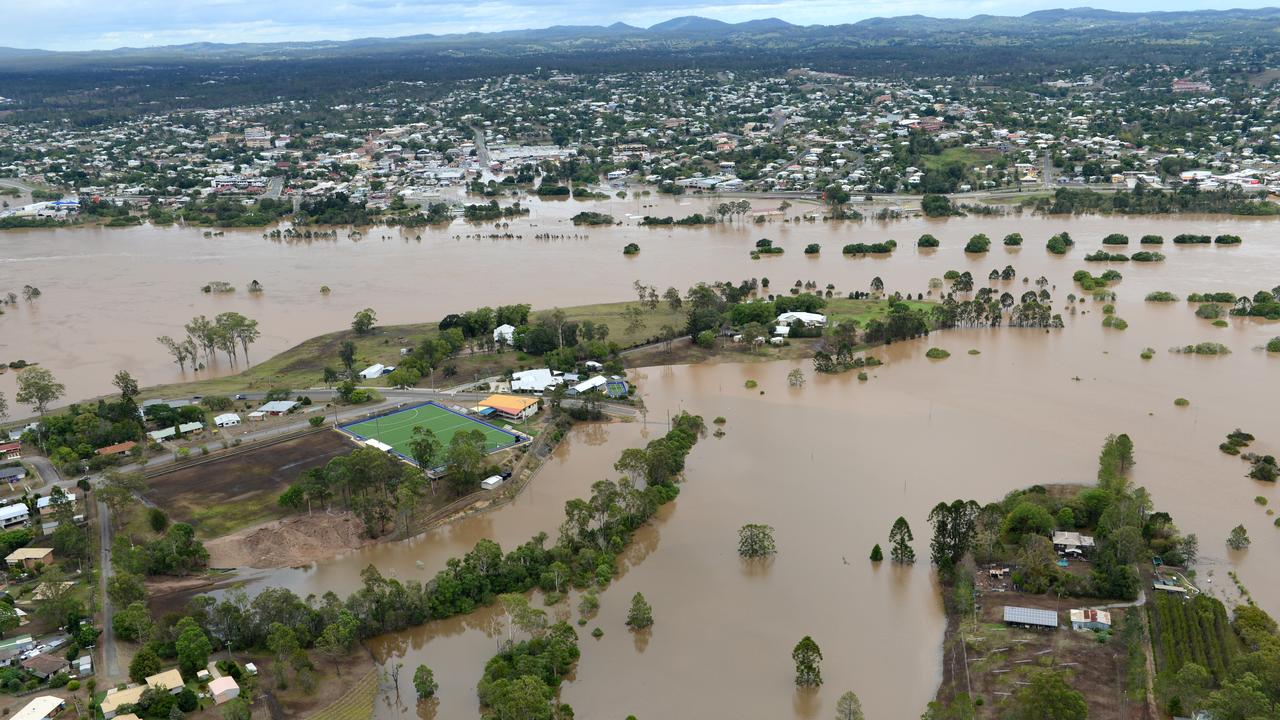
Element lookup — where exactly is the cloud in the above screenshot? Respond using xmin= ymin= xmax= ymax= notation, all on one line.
xmin=1 ymin=0 xmax=1272 ymax=51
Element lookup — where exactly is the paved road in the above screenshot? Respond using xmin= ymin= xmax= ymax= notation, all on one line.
xmin=96 ymin=499 xmax=119 ymax=682
xmin=263 ymin=177 xmax=285 ymax=200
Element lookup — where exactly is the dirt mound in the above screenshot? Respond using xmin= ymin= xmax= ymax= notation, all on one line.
xmin=205 ymin=512 xmax=371 ymax=569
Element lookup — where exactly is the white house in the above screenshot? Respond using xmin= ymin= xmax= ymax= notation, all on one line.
xmin=214 ymin=413 xmax=241 ymax=428
xmin=13 ymin=696 xmax=64 ymax=720
xmin=359 ymin=363 xmax=388 ymax=380
xmin=568 ymin=375 xmax=607 ymax=395
xmin=493 ymin=324 xmax=516 ymax=345
xmin=0 ymin=499 xmax=29 ymax=527
xmin=209 ymin=676 xmax=240 ymax=705
xmin=776 ymin=311 xmax=827 ymax=327
xmin=510 ymin=368 xmax=560 ymax=393
xmin=255 ymin=400 xmax=299 ymax=416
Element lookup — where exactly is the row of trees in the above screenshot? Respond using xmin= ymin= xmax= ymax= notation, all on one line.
xmin=157 ymin=312 xmax=261 ymax=372
xmin=150 ymin=414 xmax=705 ymax=716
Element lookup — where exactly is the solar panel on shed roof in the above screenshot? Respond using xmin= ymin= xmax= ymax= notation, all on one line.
xmin=1003 ymin=606 xmax=1059 ymax=628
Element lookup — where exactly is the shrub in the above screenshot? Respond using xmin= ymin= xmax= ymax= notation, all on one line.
xmin=925 ymin=347 xmax=951 ymax=359
xmin=1102 ymin=303 xmax=1115 ymax=315
xmin=968 ymin=349 xmax=980 ymax=355
xmin=308 ymin=416 xmax=324 ymax=428
xmin=623 ymin=243 xmax=640 ymax=255
xmin=1172 ymin=234 xmax=1211 ymax=245
xmin=1085 ymin=250 xmax=1128 ymax=262
xmin=1140 ymin=234 xmax=1164 ymax=244
xmin=1131 ymin=251 xmax=1165 ymax=262
xmin=1195 ymin=303 xmax=1223 ymax=319
xmin=1102 ymin=315 xmax=1128 ymax=330
xmin=917 ymin=234 xmax=940 ymax=248
xmin=842 ymin=240 xmax=896 ymax=255
xmin=869 ymin=544 xmax=883 ymax=562
xmin=1214 ymin=234 xmax=1242 ymax=245
xmin=1170 ymin=343 xmax=1230 ymax=355
xmin=1140 ymin=348 xmax=1155 ymax=360
xmin=1145 ymin=291 xmax=1178 ymax=302
xmin=964 ymin=234 xmax=991 ymax=253
xmin=803 ymin=243 xmax=820 ymax=254
xmin=1003 ymin=233 xmax=1023 ymax=246
xmin=1212 ymin=320 xmax=1228 ymax=328
xmin=713 ymin=416 xmax=726 ymax=425
xmin=744 ymin=380 xmax=758 ymax=389
xmin=1046 ymin=232 xmax=1074 ymax=255
xmin=1102 ymin=233 xmax=1129 ymax=245
xmin=1266 ymin=337 xmax=1280 ymax=353
xmin=1174 ymin=398 xmax=1190 ymax=407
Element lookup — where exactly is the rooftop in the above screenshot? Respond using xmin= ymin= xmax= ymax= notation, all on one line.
xmin=1003 ymin=605 xmax=1059 ymax=628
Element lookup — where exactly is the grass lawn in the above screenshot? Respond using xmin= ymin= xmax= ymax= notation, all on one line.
xmin=920 ymin=146 xmax=1000 ymax=171
xmin=340 ymin=402 xmax=520 ymax=465
xmin=823 ymin=298 xmax=935 ymax=326
xmin=142 ymin=300 xmax=688 ymax=400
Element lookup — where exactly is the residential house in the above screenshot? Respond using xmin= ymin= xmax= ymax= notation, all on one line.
xmin=0 ymin=466 xmax=28 ymax=484
xmin=95 ymin=441 xmax=137 ymax=457
xmin=146 ymin=668 xmax=185 ymax=694
xmin=0 ymin=442 xmax=21 ymax=460
xmin=567 ymin=376 xmax=607 ymax=396
xmin=21 ymin=653 xmax=69 ymax=680
xmin=493 ymin=324 xmax=516 ymax=345
xmin=1070 ymin=608 xmax=1112 ymax=631
xmin=214 ymin=413 xmax=241 ymax=428
xmin=5 ymin=547 xmax=53 ymax=569
xmin=209 ymin=676 xmax=240 ymax=705
xmin=255 ymin=401 xmax=299 ymax=416
xmin=12 ymin=696 xmax=65 ymax=720
xmin=101 ymin=686 xmax=148 ymax=719
xmin=0 ymin=503 xmax=29 ymax=529
xmin=1052 ymin=531 xmax=1095 ymax=556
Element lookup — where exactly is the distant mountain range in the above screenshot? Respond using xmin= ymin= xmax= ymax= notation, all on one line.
xmin=2 ymin=7 xmax=1278 ymax=64
xmin=3 ymin=7 xmax=1279 ymax=118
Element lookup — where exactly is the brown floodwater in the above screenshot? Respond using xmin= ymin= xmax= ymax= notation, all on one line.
xmin=3 ymin=192 xmax=1279 ymax=404
xmin=239 ymin=324 xmax=1278 ymax=718
xmin=8 ymin=198 xmax=1280 ymax=716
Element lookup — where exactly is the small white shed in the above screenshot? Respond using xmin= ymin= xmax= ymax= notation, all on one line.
xmin=214 ymin=413 xmax=241 ymax=428
xmin=481 ymin=475 xmax=504 ymax=490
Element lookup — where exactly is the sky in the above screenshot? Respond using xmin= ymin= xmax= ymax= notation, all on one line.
xmin=5 ymin=0 xmax=1276 ymax=51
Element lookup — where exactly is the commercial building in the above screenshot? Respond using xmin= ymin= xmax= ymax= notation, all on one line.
xmin=478 ymin=394 xmax=539 ymax=421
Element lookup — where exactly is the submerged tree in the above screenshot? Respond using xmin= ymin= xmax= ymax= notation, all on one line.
xmin=792 ymin=636 xmax=823 ymax=687
xmin=626 ymin=592 xmax=653 ymax=630
xmin=889 ymin=516 xmax=915 ymax=564
xmin=413 ymin=664 xmax=437 ymax=699
xmin=869 ymin=544 xmax=883 ymax=562
xmin=1227 ymin=524 xmax=1251 ymax=550
xmin=738 ymin=524 xmax=777 ymax=558
xmin=834 ymin=690 xmax=865 ymax=720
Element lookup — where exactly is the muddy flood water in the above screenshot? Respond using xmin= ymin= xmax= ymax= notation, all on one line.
xmin=7 ymin=200 xmax=1280 ymax=716
xmin=3 ymin=192 xmax=1280 ymax=402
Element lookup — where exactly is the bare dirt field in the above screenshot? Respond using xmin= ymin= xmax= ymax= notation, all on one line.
xmin=204 ymin=511 xmax=371 ymax=569
xmin=144 ymin=431 xmax=354 ymax=538
xmin=937 ymin=588 xmax=1146 ymax=720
